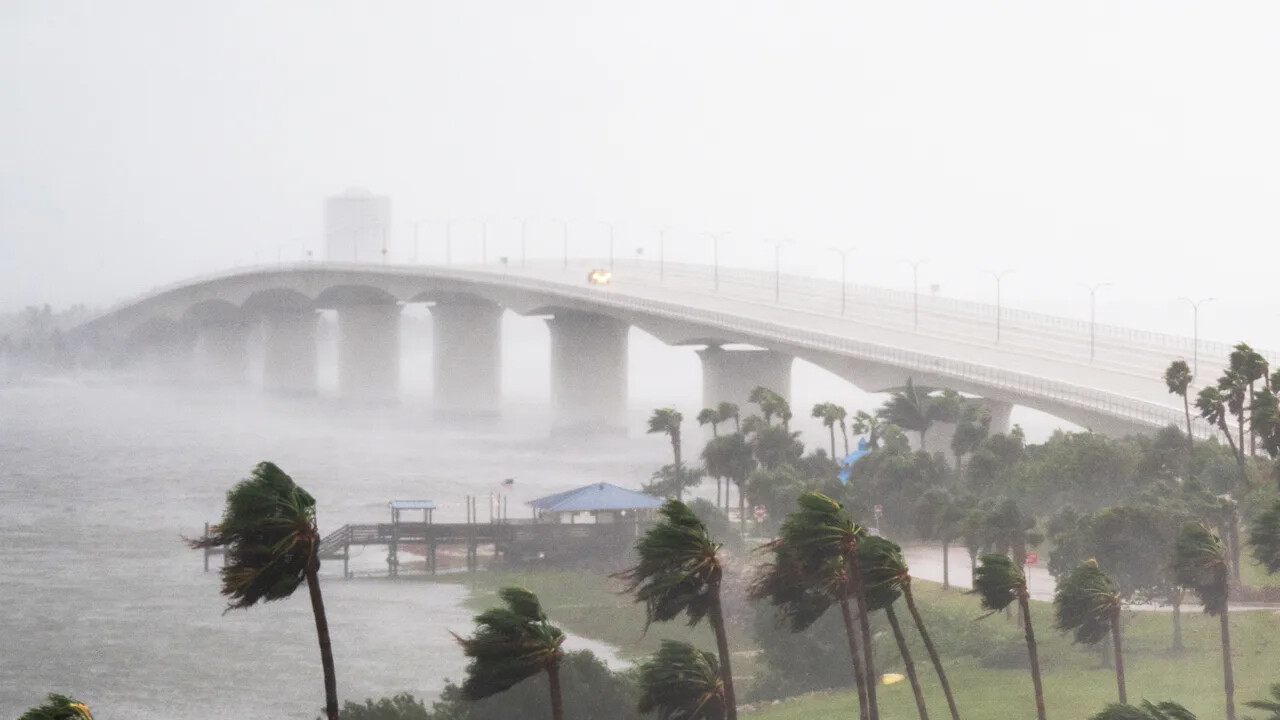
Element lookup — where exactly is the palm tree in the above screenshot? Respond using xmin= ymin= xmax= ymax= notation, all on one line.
xmin=1248 ymin=499 xmax=1280 ymax=574
xmin=751 ymin=492 xmax=879 ymax=720
xmin=703 ymin=432 xmax=756 ymax=526
xmin=649 ymin=408 xmax=686 ymax=500
xmin=18 ymin=695 xmax=93 ymax=720
xmin=972 ymin=553 xmax=1046 ymax=720
xmin=1173 ymin=521 xmax=1235 ymax=720
xmin=1164 ymin=359 xmax=1196 ymax=479
xmin=750 ymin=386 xmax=792 ymax=430
xmin=879 ymin=379 xmax=934 ymax=450
xmin=186 ymin=462 xmax=338 ymax=720
xmin=717 ymin=401 xmax=741 ymax=433
xmin=697 ymin=408 xmax=722 ymax=437
xmin=1245 ymin=683 xmax=1280 ymax=720
xmin=636 ymin=640 xmax=726 ymax=720
xmin=860 ymin=535 xmax=944 ymax=720
xmin=1054 ymin=560 xmax=1126 ymax=703
xmin=615 ymin=499 xmax=738 ymax=720
xmin=812 ymin=402 xmax=849 ymax=459
xmin=852 ymin=410 xmax=886 ymax=449
xmin=454 ymin=586 xmax=567 ymax=720
xmin=914 ymin=489 xmax=967 ymax=591
xmin=950 ymin=404 xmax=991 ymax=478
xmin=1089 ymin=701 xmax=1198 ymax=720
xmin=1231 ymin=343 xmax=1270 ymax=456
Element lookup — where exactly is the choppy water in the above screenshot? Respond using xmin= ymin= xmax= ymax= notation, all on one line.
xmin=0 ymin=382 xmax=660 ymax=719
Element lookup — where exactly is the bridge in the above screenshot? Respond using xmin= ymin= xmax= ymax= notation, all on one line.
xmin=71 ymin=259 xmax=1272 ymax=439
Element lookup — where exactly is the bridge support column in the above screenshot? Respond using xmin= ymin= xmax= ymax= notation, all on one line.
xmin=547 ymin=312 xmax=628 ymax=435
xmin=195 ymin=322 xmax=250 ymax=385
xmin=430 ymin=300 xmax=503 ymax=417
xmin=263 ymin=310 xmax=318 ymax=395
xmin=338 ymin=303 xmax=401 ymax=402
xmin=697 ymin=346 xmax=793 ymax=410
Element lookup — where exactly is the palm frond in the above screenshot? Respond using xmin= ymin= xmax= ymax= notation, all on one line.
xmin=185 ymin=462 xmax=318 ymax=611
xmin=971 ymin=553 xmax=1024 ymax=614
xmin=1089 ymin=701 xmax=1198 ymax=720
xmin=18 ymin=695 xmax=93 ymax=720
xmin=859 ymin=535 xmax=907 ymax=612
xmin=636 ymin=640 xmax=725 ymax=720
xmin=1244 ymin=682 xmax=1280 ymax=720
xmin=1248 ymin=500 xmax=1280 ymax=575
xmin=614 ymin=500 xmax=722 ymax=630
xmin=1053 ymin=560 xmax=1120 ymax=645
xmin=1173 ymin=521 xmax=1229 ymax=616
xmin=454 ymin=586 xmax=565 ymax=701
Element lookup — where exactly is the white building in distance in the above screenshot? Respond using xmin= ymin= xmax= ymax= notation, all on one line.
xmin=324 ymin=188 xmax=391 ymax=262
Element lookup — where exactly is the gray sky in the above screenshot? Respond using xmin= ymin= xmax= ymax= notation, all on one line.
xmin=2 ymin=1 xmax=1277 ymax=347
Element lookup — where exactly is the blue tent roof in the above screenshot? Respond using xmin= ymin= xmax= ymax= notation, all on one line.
xmin=528 ymin=483 xmax=664 ymax=513
xmin=837 ymin=437 xmax=873 ymax=485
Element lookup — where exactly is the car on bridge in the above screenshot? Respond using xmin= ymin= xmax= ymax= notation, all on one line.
xmin=587 ymin=268 xmax=612 ymax=285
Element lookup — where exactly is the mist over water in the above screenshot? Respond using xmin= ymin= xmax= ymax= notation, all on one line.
xmin=0 ymin=383 xmax=656 ymax=720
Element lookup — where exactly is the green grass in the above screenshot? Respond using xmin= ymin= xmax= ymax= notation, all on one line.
xmin=745 ymin=581 xmax=1280 ymax=720
xmin=1239 ymin=551 xmax=1280 ymax=589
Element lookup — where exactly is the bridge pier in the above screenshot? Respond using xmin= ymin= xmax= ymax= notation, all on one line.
xmin=697 ymin=346 xmax=793 ymax=410
xmin=338 ymin=303 xmax=401 ymax=402
xmin=263 ymin=310 xmax=318 ymax=395
xmin=547 ymin=312 xmax=628 ymax=435
xmin=194 ymin=322 xmax=250 ymax=385
xmin=430 ymin=300 xmax=503 ymax=417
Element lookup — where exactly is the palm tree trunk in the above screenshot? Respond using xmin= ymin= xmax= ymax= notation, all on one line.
xmin=848 ymin=553 xmax=880 ymax=720
xmin=1220 ymin=610 xmax=1236 ymax=720
xmin=716 ymin=477 xmax=722 ymax=509
xmin=738 ymin=483 xmax=746 ymax=533
xmin=1018 ymin=593 xmax=1047 ymax=720
xmin=1111 ymin=611 xmax=1127 ymax=704
xmin=920 ymin=429 xmax=927 ymax=452
xmin=841 ymin=420 xmax=850 ymax=456
xmin=903 ymin=582 xmax=961 ymax=720
xmin=547 ymin=661 xmax=565 ymax=720
xmin=305 ymin=563 xmax=339 ymax=720
xmin=838 ymin=597 xmax=871 ymax=720
xmin=1183 ymin=394 xmax=1195 ymax=482
xmin=672 ymin=435 xmax=683 ymax=501
xmin=1229 ymin=516 xmax=1242 ymax=585
xmin=1171 ymin=590 xmax=1184 ymax=651
xmin=942 ymin=540 xmax=950 ymax=591
xmin=830 ymin=424 xmax=837 ymax=461
xmin=886 ymin=604 xmax=929 ymax=720
xmin=709 ymin=592 xmax=738 ymax=720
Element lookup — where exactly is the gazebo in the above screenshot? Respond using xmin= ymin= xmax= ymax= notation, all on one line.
xmin=528 ymin=482 xmax=663 ymax=524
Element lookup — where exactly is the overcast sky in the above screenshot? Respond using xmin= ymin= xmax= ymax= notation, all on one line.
xmin=2 ymin=1 xmax=1277 ymax=348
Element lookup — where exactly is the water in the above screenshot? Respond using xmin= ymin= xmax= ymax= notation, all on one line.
xmin=0 ymin=383 xmax=658 ymax=719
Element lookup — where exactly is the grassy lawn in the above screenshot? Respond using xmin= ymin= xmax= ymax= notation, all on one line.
xmin=1239 ymin=552 xmax=1280 ymax=589
xmin=746 ymin=581 xmax=1280 ymax=720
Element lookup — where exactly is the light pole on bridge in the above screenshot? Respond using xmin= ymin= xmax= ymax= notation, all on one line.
xmin=556 ymin=218 xmax=569 ymax=270
xmin=905 ymin=259 xmax=927 ymax=332
xmin=765 ymin=239 xmax=793 ymax=304
xmin=445 ymin=218 xmax=462 ymax=266
xmin=601 ymin=221 xmax=616 ymax=271
xmin=984 ymin=269 xmax=1015 ymax=344
xmin=704 ymin=231 xmax=728 ymax=291
xmin=480 ymin=219 xmax=488 ymax=265
xmin=657 ymin=226 xmax=675 ymax=281
xmin=1078 ymin=281 xmax=1111 ymax=363
xmin=1178 ymin=296 xmax=1214 ymax=379
xmin=828 ymin=245 xmax=856 ymax=315
xmin=411 ymin=221 xmax=421 ymax=263
xmin=520 ymin=219 xmax=529 ymax=268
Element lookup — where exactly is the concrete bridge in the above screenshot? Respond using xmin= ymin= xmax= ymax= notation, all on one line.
xmin=71 ymin=259 xmax=1269 ymax=438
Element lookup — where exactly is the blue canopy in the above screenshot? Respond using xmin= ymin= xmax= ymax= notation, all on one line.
xmin=836 ymin=437 xmax=872 ymax=485
xmin=528 ymin=482 xmax=664 ymax=514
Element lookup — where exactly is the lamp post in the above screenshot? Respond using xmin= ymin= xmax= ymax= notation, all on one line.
xmin=658 ymin=227 xmax=674 ymax=281
xmin=829 ymin=246 xmax=856 ymax=315
xmin=1178 ymin=296 xmax=1214 ymax=378
xmin=556 ymin=218 xmax=568 ymax=269
xmin=905 ymin=259 xmax=927 ymax=331
xmin=985 ymin=269 xmax=1014 ymax=344
xmin=445 ymin=218 xmax=461 ymax=266
xmin=601 ymin=221 xmax=616 ymax=271
xmin=766 ymin=239 xmax=793 ymax=303
xmin=1078 ymin=282 xmax=1111 ymax=363
xmin=704 ymin=232 xmax=728 ymax=291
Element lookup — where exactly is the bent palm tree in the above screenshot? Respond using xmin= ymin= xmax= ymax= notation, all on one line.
xmin=1248 ymin=499 xmax=1280 ymax=575
xmin=861 ymin=535 xmax=961 ymax=720
xmin=812 ymin=402 xmax=848 ymax=459
xmin=859 ymin=536 xmax=931 ymax=720
xmin=751 ymin=492 xmax=879 ymax=720
xmin=1054 ymin=560 xmax=1126 ymax=703
xmin=649 ymin=408 xmax=686 ymax=499
xmin=18 ymin=695 xmax=93 ymax=720
xmin=1089 ymin=701 xmax=1198 ymax=720
xmin=615 ymin=499 xmax=738 ymax=720
xmin=697 ymin=407 xmax=722 ymax=437
xmin=1245 ymin=683 xmax=1280 ymax=720
xmin=880 ymin=379 xmax=934 ymax=450
xmin=717 ymin=401 xmax=741 ymax=433
xmin=1165 ymin=360 xmax=1196 ymax=480
xmin=1174 ymin=521 xmax=1235 ymax=720
xmin=973 ymin=553 xmax=1046 ymax=720
xmin=454 ymin=586 xmax=567 ymax=720
xmin=186 ymin=462 xmax=338 ymax=720
xmin=637 ymin=640 xmax=726 ymax=720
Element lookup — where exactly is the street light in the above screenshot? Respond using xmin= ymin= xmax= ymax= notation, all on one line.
xmin=828 ymin=246 xmax=856 ymax=315
xmin=554 ymin=218 xmax=569 ymax=269
xmin=601 ymin=221 xmax=616 ymax=271
xmin=765 ymin=239 xmax=793 ymax=303
xmin=1078 ymin=282 xmax=1112 ymax=363
xmin=658 ymin=226 xmax=675 ymax=281
xmin=704 ymin=232 xmax=728 ymax=291
xmin=905 ymin=259 xmax=927 ymax=331
xmin=1178 ymin=296 xmax=1215 ymax=379
xmin=984 ymin=269 xmax=1014 ymax=344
